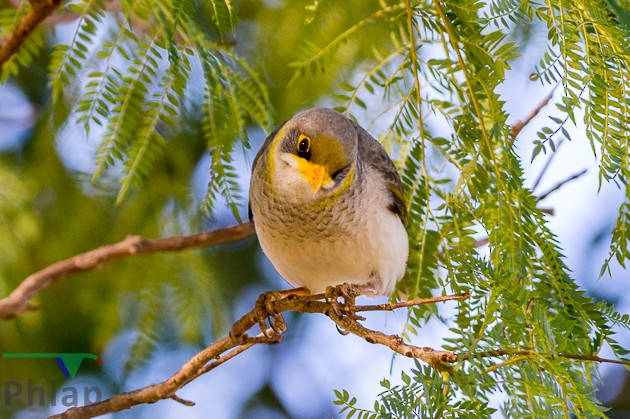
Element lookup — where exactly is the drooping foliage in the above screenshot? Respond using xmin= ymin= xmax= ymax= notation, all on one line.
xmin=43 ymin=0 xmax=273 ymax=208
xmin=294 ymin=0 xmax=630 ymax=416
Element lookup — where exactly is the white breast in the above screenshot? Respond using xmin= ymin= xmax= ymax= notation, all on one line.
xmin=252 ymin=164 xmax=409 ymax=296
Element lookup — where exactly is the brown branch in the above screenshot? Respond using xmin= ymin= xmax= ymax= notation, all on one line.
xmin=473 ymin=237 xmax=489 ymax=248
xmin=532 ymin=138 xmax=565 ymax=192
xmin=50 ymin=290 xmax=467 ymax=418
xmin=0 ymin=222 xmax=256 ymax=319
xmin=510 ymin=87 xmax=558 ymax=141
xmin=49 ymin=334 xmax=243 ymax=418
xmin=0 ymin=0 xmax=66 ymax=69
xmin=49 ymin=287 xmax=630 ymax=418
xmin=537 ymin=169 xmax=588 ymax=201
xmin=556 ymin=353 xmax=630 ymax=365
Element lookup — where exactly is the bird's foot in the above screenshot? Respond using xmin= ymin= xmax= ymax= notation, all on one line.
xmin=324 ymin=283 xmax=366 ymax=322
xmin=254 ymin=287 xmax=310 ymax=338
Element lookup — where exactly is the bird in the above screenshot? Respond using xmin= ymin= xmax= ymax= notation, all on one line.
xmin=249 ymin=108 xmax=408 ymax=297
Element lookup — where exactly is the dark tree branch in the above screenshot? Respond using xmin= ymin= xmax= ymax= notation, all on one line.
xmin=0 ymin=222 xmax=256 ymax=319
xmin=537 ymin=169 xmax=588 ymax=200
xmin=0 ymin=0 xmax=66 ymax=69
xmin=510 ymin=87 xmax=557 ymax=141
xmin=48 ymin=288 xmax=630 ymax=419
xmin=532 ymin=138 xmax=565 ymax=191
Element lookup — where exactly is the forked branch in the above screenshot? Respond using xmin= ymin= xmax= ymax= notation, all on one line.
xmin=49 ymin=288 xmax=630 ymax=419
xmin=50 ymin=290 xmax=467 ymax=418
xmin=511 ymin=87 xmax=557 ymax=141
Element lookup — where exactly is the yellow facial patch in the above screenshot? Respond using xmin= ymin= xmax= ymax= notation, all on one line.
xmin=292 ymin=155 xmax=333 ymax=193
xmin=267 ymin=126 xmax=286 ymax=182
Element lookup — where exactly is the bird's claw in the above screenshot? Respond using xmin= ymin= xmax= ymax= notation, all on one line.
xmin=255 ymin=292 xmax=287 ymax=338
xmin=325 ymin=283 xmax=365 ymax=322
xmin=335 ymin=324 xmax=350 ymax=335
xmin=253 ymin=287 xmax=310 ymax=338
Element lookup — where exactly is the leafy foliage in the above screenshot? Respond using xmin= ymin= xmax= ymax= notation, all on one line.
xmin=44 ymin=0 xmax=273 ymax=203
xmin=336 ymin=365 xmax=497 ymax=418
xmin=527 ymin=1 xmax=630 ymax=270
xmin=0 ymin=162 xmax=40 ymax=294
xmin=296 ymin=0 xmax=630 ymax=416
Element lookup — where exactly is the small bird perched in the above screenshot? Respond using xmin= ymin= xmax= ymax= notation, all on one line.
xmin=249 ymin=108 xmax=408 ymax=296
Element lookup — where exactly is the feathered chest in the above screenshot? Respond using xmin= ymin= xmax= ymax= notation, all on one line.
xmin=250 ymin=173 xmax=363 ymax=240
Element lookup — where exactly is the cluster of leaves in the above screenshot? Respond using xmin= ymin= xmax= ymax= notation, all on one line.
xmin=336 ymin=364 xmax=497 ymax=418
xmin=291 ymin=0 xmax=630 ymax=416
xmin=528 ymin=1 xmax=630 ymax=272
xmin=43 ymin=0 xmax=273 ymax=208
xmin=121 ymin=262 xmax=223 ymax=374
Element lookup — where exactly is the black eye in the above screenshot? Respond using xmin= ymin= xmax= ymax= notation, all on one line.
xmin=296 ymin=135 xmax=311 ymax=159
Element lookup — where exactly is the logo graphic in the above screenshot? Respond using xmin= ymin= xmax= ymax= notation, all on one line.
xmin=3 ymin=353 xmax=102 ymax=379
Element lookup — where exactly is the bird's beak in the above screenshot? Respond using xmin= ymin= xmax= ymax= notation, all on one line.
xmin=294 ymin=157 xmax=333 ymax=193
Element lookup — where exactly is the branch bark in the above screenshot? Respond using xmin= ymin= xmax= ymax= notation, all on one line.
xmin=0 ymin=0 xmax=66 ymax=69
xmin=510 ymin=87 xmax=557 ymax=141
xmin=537 ymin=169 xmax=588 ymax=200
xmin=48 ymin=288 xmax=630 ymax=419
xmin=0 ymin=222 xmax=256 ymax=319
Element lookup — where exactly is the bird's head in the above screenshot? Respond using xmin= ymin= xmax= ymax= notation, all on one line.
xmin=267 ymin=108 xmax=358 ymax=199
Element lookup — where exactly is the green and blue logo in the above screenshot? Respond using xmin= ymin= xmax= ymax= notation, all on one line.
xmin=3 ymin=353 xmax=102 ymax=379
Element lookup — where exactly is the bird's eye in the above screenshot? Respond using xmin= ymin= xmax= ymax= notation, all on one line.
xmin=296 ymin=134 xmax=311 ymax=159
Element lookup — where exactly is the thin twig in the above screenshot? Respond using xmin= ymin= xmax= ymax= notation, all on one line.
xmin=510 ymin=87 xmax=558 ymax=141
xmin=170 ymin=394 xmax=195 ymax=406
xmin=537 ymin=169 xmax=588 ymax=200
xmin=532 ymin=138 xmax=565 ymax=191
xmin=356 ymin=292 xmax=470 ymax=312
xmin=49 ymin=334 xmax=243 ymax=419
xmin=193 ymin=341 xmax=258 ymax=377
xmin=0 ymin=0 xmax=66 ymax=68
xmin=556 ymin=353 xmax=630 ymax=365
xmin=473 ymin=237 xmax=489 ymax=248
xmin=0 ymin=222 xmax=256 ymax=319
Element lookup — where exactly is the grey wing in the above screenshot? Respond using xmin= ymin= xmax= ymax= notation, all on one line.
xmin=356 ymin=127 xmax=408 ymax=225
